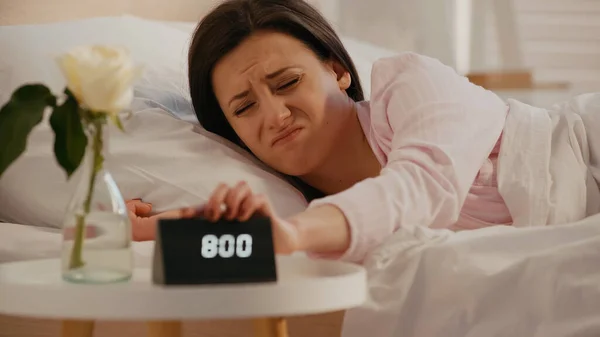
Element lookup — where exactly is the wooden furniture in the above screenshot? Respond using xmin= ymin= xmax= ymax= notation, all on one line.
xmin=0 ymin=311 xmax=346 ymax=337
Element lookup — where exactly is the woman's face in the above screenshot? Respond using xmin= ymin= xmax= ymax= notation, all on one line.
xmin=212 ymin=31 xmax=354 ymax=176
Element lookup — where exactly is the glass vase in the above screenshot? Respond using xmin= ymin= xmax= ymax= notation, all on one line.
xmin=61 ymin=120 xmax=133 ymax=284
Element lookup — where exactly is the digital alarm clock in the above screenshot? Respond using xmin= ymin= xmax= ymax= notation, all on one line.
xmin=152 ymin=215 xmax=278 ymax=285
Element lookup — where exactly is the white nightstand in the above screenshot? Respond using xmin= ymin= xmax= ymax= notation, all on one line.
xmin=0 ymin=256 xmax=366 ymax=337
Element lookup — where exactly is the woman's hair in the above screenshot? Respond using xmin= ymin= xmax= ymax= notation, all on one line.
xmin=188 ymin=0 xmax=364 ymax=200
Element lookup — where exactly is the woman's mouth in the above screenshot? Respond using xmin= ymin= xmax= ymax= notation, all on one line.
xmin=272 ymin=127 xmax=303 ymax=147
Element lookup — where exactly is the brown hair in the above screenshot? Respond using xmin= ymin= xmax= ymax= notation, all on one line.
xmin=188 ymin=0 xmax=364 ymax=200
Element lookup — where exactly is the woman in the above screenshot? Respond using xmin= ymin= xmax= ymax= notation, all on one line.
xmin=128 ymin=0 xmax=600 ymax=263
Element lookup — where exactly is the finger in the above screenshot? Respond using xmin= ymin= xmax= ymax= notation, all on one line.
xmin=125 ymin=200 xmax=140 ymax=212
xmin=126 ymin=199 xmax=153 ymax=216
xmin=205 ymin=184 xmax=230 ymax=221
xmin=224 ymin=181 xmax=252 ymax=220
xmin=238 ymin=194 xmax=270 ymax=222
xmin=131 ymin=216 xmax=157 ymax=241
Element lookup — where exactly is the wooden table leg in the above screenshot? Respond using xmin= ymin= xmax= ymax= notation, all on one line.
xmin=147 ymin=321 xmax=182 ymax=337
xmin=62 ymin=320 xmax=95 ymax=337
xmin=253 ymin=318 xmax=289 ymax=337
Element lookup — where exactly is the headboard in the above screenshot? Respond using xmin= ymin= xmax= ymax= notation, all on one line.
xmin=0 ymin=0 xmax=331 ymax=25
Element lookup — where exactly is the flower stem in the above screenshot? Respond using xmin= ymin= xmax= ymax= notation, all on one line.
xmin=68 ymin=121 xmax=104 ymax=269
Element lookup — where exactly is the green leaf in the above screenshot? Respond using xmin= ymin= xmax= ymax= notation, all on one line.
xmin=0 ymin=84 xmax=55 ymax=179
xmin=50 ymin=89 xmax=87 ymax=178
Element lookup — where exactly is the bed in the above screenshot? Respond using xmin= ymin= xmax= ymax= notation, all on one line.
xmin=5 ymin=1 xmax=600 ymax=337
xmin=0 ymin=1 xmax=398 ymax=336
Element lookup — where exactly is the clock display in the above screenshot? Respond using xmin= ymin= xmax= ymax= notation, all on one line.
xmin=201 ymin=234 xmax=253 ymax=258
xmin=153 ymin=216 xmax=277 ymax=285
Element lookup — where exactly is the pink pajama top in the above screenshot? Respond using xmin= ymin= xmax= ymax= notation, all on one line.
xmin=308 ymin=52 xmax=513 ymax=263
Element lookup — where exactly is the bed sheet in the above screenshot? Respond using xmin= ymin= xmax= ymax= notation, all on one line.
xmin=342 ymin=213 xmax=600 ymax=337
xmin=0 ymin=222 xmax=153 ymax=265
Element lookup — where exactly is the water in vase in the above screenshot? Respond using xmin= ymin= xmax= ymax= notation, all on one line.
xmin=61 ymin=210 xmax=133 ymax=284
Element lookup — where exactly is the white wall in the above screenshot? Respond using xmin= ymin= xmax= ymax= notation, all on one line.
xmin=333 ymin=0 xmax=456 ymax=67
xmin=480 ymin=0 xmax=600 ymax=93
xmin=312 ymin=0 xmax=600 ymax=95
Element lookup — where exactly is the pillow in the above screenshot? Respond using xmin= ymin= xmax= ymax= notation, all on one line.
xmin=0 ymin=16 xmax=306 ymax=227
xmin=0 ymin=15 xmax=191 ymax=104
xmin=0 ymin=103 xmax=308 ymax=227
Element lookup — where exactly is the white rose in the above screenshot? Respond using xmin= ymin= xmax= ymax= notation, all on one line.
xmin=57 ymin=45 xmax=141 ymax=116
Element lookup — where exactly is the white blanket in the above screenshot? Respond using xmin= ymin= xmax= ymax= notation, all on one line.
xmin=342 ymin=93 xmax=600 ymax=337
xmin=343 ymin=214 xmax=600 ymax=337
xmin=499 ymin=93 xmax=600 ymax=227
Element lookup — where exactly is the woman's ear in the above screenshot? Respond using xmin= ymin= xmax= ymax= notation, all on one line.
xmin=332 ymin=61 xmax=351 ymax=90
xmin=326 ymin=60 xmax=352 ymax=90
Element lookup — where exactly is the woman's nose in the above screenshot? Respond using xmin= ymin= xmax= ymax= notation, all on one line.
xmin=263 ymin=96 xmax=291 ymax=128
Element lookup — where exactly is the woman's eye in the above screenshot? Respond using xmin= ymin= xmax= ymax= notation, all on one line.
xmin=234 ymin=102 xmax=254 ymax=116
xmin=277 ymin=78 xmax=300 ymax=91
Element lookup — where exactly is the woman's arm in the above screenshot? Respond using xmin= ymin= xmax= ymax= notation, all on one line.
xmin=304 ymin=53 xmax=508 ymax=262
xmin=289 ymin=204 xmax=351 ymax=254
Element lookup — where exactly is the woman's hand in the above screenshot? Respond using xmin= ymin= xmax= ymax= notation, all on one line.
xmin=126 ymin=199 xmax=196 ymax=241
xmin=202 ymin=182 xmax=302 ymax=255
xmin=125 ymin=183 xmax=350 ymax=258
xmin=125 ymin=182 xmax=304 ymax=255
xmin=126 ymin=199 xmax=158 ymax=241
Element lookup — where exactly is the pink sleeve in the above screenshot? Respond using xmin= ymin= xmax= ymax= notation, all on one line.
xmin=308 ymin=53 xmax=508 ymax=263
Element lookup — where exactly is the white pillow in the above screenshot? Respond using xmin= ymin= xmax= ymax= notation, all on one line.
xmin=0 ymin=15 xmax=191 ymax=105
xmin=0 ymin=105 xmax=308 ymax=227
